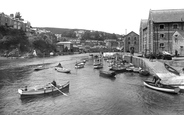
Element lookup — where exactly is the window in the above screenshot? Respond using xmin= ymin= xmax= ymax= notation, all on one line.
xmin=160 ymin=34 xmax=165 ymax=38
xmin=134 ymin=37 xmax=136 ymax=40
xmin=159 ymin=24 xmax=165 ymax=29
xmin=134 ymin=42 xmax=136 ymax=44
xmin=128 ymin=37 xmax=130 ymax=40
xmin=181 ymin=46 xmax=183 ymax=48
xmin=160 ymin=43 xmax=164 ymax=47
xmin=128 ymin=42 xmax=130 ymax=44
xmin=173 ymin=24 xmax=178 ymax=29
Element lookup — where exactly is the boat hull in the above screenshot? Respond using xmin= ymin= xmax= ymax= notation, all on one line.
xmin=144 ymin=80 xmax=180 ymax=94
xmin=55 ymin=67 xmax=71 ymax=73
xmin=99 ymin=70 xmax=116 ymax=78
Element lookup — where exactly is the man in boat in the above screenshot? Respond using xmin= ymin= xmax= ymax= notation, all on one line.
xmin=57 ymin=63 xmax=63 ymax=68
xmin=51 ymin=80 xmax=57 ymax=87
xmin=153 ymin=75 xmax=161 ymax=86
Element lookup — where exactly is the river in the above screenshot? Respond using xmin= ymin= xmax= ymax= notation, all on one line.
xmin=0 ymin=54 xmax=184 ymax=115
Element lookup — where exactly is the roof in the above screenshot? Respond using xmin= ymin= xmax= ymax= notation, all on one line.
xmin=124 ymin=31 xmax=139 ymax=37
xmin=150 ymin=9 xmax=184 ymax=23
xmin=56 ymin=41 xmax=72 ymax=45
xmin=175 ymin=30 xmax=184 ymax=37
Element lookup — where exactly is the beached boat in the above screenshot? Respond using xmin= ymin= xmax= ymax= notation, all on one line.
xmin=55 ymin=67 xmax=71 ymax=73
xmin=99 ymin=70 xmax=116 ymax=78
xmin=164 ymin=63 xmax=180 ymax=76
xmin=143 ymin=80 xmax=180 ymax=94
xmin=18 ymin=81 xmax=69 ymax=97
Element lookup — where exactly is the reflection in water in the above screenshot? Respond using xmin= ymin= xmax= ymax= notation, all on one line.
xmin=0 ymin=56 xmax=184 ymax=115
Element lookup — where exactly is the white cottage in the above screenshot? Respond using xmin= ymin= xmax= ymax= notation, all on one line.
xmin=172 ymin=31 xmax=184 ymax=56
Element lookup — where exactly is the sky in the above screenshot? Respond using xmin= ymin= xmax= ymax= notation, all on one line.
xmin=1 ymin=0 xmax=184 ymax=35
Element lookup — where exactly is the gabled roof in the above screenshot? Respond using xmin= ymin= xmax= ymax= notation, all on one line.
xmin=125 ymin=31 xmax=139 ymax=37
xmin=149 ymin=9 xmax=184 ymax=23
xmin=174 ymin=30 xmax=184 ymax=37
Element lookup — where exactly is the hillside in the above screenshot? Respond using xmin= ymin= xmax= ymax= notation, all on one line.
xmin=36 ymin=27 xmax=85 ymax=34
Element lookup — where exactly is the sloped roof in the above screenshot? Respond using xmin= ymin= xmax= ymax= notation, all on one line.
xmin=150 ymin=9 xmax=184 ymax=22
xmin=176 ymin=30 xmax=184 ymax=37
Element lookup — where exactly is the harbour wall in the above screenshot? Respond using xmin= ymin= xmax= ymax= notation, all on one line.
xmin=124 ymin=55 xmax=155 ymax=75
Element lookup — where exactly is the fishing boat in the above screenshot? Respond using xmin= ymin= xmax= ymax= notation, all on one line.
xmin=18 ymin=81 xmax=70 ymax=97
xmin=143 ymin=80 xmax=180 ymax=94
xmin=99 ymin=70 xmax=116 ymax=78
xmin=55 ymin=67 xmax=71 ymax=73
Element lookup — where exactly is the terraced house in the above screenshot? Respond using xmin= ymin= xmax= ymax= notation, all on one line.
xmin=140 ymin=9 xmax=184 ymax=56
xmin=0 ymin=12 xmax=31 ymax=32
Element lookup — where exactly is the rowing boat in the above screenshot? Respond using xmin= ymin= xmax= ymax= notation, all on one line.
xmin=18 ymin=81 xmax=69 ymax=97
xmin=143 ymin=80 xmax=180 ymax=94
xmin=99 ymin=70 xmax=116 ymax=78
xmin=164 ymin=63 xmax=180 ymax=76
xmin=55 ymin=67 xmax=71 ymax=73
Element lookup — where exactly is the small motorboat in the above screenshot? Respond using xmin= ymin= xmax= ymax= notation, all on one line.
xmin=99 ymin=70 xmax=116 ymax=78
xmin=55 ymin=67 xmax=71 ymax=73
xmin=143 ymin=80 xmax=180 ymax=94
xmin=18 ymin=81 xmax=70 ymax=97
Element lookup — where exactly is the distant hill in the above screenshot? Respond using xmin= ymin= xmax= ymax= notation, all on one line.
xmin=36 ymin=27 xmax=85 ymax=34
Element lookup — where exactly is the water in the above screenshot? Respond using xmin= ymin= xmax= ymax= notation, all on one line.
xmin=0 ymin=54 xmax=184 ymax=115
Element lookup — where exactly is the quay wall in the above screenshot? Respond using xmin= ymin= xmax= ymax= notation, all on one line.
xmin=124 ymin=55 xmax=155 ymax=75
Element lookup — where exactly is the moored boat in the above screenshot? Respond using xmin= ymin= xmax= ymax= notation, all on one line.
xmin=55 ymin=67 xmax=71 ymax=73
xmin=75 ymin=63 xmax=84 ymax=69
xmin=143 ymin=80 xmax=180 ymax=94
xmin=18 ymin=81 xmax=70 ymax=97
xmin=99 ymin=70 xmax=116 ymax=78
xmin=94 ymin=63 xmax=103 ymax=69
xmin=34 ymin=65 xmax=47 ymax=71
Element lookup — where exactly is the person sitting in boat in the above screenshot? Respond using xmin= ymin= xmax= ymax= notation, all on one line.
xmin=57 ymin=63 xmax=63 ymax=68
xmin=153 ymin=75 xmax=161 ymax=86
xmin=51 ymin=80 xmax=57 ymax=87
xmin=25 ymin=86 xmax=28 ymax=91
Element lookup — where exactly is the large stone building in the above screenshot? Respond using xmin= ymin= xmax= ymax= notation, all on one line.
xmin=124 ymin=31 xmax=139 ymax=53
xmin=140 ymin=9 xmax=184 ymax=56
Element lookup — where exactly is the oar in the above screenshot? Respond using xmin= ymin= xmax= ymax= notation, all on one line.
xmin=50 ymin=83 xmax=68 ymax=96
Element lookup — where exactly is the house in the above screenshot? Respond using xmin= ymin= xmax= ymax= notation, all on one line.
xmin=124 ymin=31 xmax=139 ymax=53
xmin=56 ymin=41 xmax=73 ymax=53
xmin=172 ymin=31 xmax=184 ymax=56
xmin=141 ymin=9 xmax=184 ymax=55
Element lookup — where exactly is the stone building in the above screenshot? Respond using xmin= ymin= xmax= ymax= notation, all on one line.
xmin=140 ymin=9 xmax=184 ymax=56
xmin=124 ymin=31 xmax=139 ymax=53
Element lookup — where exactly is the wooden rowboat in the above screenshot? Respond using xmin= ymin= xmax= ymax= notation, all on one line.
xmin=18 ymin=81 xmax=69 ymax=97
xmin=143 ymin=80 xmax=180 ymax=94
xmin=94 ymin=63 xmax=103 ymax=69
xmin=164 ymin=63 xmax=180 ymax=76
xmin=99 ymin=70 xmax=116 ymax=78
xmin=55 ymin=67 xmax=71 ymax=73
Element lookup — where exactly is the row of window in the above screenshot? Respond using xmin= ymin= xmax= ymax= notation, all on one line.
xmin=159 ymin=24 xmax=181 ymax=29
xmin=128 ymin=42 xmax=136 ymax=44
xmin=128 ymin=37 xmax=137 ymax=40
